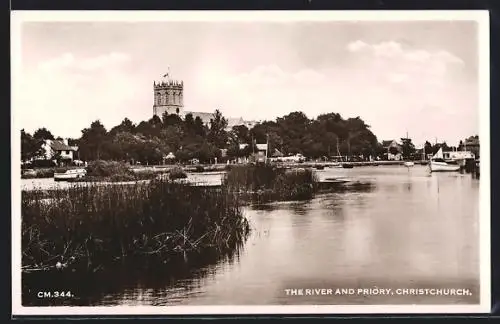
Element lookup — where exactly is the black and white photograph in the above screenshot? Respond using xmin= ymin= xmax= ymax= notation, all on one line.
xmin=11 ymin=10 xmax=490 ymax=315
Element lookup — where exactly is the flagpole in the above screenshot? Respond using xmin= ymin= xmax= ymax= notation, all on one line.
xmin=266 ymin=133 xmax=269 ymax=164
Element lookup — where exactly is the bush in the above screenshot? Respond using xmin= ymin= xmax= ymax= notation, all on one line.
xmin=169 ymin=167 xmax=187 ymax=180
xmin=85 ymin=160 xmax=134 ymax=178
xmin=223 ymin=165 xmax=317 ymax=201
xmin=31 ymin=160 xmax=56 ymax=168
xmin=195 ymin=165 xmax=205 ymax=173
xmin=109 ymin=174 xmax=137 ymax=182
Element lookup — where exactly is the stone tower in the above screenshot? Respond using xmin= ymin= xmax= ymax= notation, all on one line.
xmin=153 ymin=71 xmax=184 ymax=117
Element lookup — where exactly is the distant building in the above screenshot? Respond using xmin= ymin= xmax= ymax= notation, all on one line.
xmin=153 ymin=72 xmax=184 ymax=117
xmin=183 ymin=111 xmax=213 ymax=126
xmin=152 ymin=72 xmax=256 ymax=130
xmin=42 ymin=139 xmax=79 ymax=162
xmin=460 ymin=136 xmax=480 ymax=158
xmin=381 ymin=140 xmax=402 ymax=161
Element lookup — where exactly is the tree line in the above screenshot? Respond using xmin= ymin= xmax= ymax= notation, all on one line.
xmin=21 ymin=109 xmax=470 ymax=165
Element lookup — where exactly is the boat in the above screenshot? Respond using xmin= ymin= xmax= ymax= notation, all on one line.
xmin=404 ymin=161 xmax=415 ymax=167
xmin=334 ymin=138 xmax=354 ymax=169
xmin=429 ymin=148 xmax=460 ymax=172
xmin=54 ymin=168 xmax=87 ymax=181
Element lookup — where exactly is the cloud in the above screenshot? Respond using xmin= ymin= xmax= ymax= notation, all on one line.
xmin=38 ymin=52 xmax=131 ymax=72
xmin=18 ymin=52 xmax=139 ymax=138
xmin=346 ymin=40 xmax=465 ymax=87
xmin=347 ymin=40 xmax=464 ymax=66
xmin=387 ymin=73 xmax=409 ymax=84
xmin=372 ymin=41 xmax=404 ymax=58
xmin=347 ymin=40 xmax=369 ymax=53
xmin=190 ymin=50 xmax=476 ymax=146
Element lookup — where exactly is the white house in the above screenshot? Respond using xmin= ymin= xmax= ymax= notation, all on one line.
xmin=42 ymin=139 xmax=78 ymax=162
xmin=381 ymin=140 xmax=403 ymax=161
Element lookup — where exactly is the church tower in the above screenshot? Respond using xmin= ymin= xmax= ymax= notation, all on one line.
xmin=153 ymin=70 xmax=184 ymax=117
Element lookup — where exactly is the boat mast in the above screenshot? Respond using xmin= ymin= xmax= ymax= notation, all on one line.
xmin=336 ymin=137 xmax=342 ymax=162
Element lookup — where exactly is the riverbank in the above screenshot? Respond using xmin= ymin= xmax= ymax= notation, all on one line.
xmin=22 ymin=179 xmax=250 ymax=274
xmin=21 ymin=165 xmax=321 ymax=274
xmin=22 ymin=159 xmax=424 ymax=180
xmin=22 ymin=165 xmax=480 ymax=306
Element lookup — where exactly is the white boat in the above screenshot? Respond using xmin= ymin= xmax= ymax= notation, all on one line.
xmin=429 ymin=148 xmax=460 ymax=172
xmin=404 ymin=161 xmax=415 ymax=167
xmin=54 ymin=168 xmax=87 ymax=181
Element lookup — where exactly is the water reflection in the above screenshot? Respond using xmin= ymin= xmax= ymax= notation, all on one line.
xmin=22 ymin=165 xmax=480 ymax=306
xmin=23 ymin=247 xmax=243 ymax=306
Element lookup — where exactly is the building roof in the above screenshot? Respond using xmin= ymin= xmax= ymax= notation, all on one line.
xmin=185 ymin=111 xmax=213 ymax=124
xmin=227 ymin=117 xmax=245 ymax=128
xmin=271 ymin=149 xmax=284 ymax=157
xmin=185 ymin=111 xmax=255 ymax=129
xmin=48 ymin=140 xmax=76 ymax=151
xmin=256 ymin=143 xmax=267 ymax=151
xmin=382 ymin=140 xmax=396 ymax=147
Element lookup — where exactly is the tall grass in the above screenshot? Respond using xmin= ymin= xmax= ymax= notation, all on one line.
xmin=22 ymin=178 xmax=249 ymax=273
xmin=223 ymin=165 xmax=318 ymax=202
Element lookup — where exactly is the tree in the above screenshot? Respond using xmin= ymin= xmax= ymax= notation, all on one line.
xmin=230 ymin=125 xmax=250 ymax=144
xmin=184 ymin=113 xmax=195 ymax=135
xmin=33 ymin=127 xmax=55 ymax=140
xmin=21 ymin=129 xmax=43 ymax=162
xmin=423 ymin=141 xmax=433 ymax=159
xmin=162 ymin=112 xmax=183 ymax=128
xmin=400 ymin=138 xmax=416 ymax=159
xmin=79 ymin=120 xmax=108 ymax=160
xmin=109 ymin=118 xmax=136 ymax=136
xmin=208 ymin=109 xmax=228 ymax=149
xmin=193 ymin=116 xmax=206 ymax=137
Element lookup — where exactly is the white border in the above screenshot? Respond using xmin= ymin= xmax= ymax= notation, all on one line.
xmin=11 ymin=10 xmax=491 ymax=316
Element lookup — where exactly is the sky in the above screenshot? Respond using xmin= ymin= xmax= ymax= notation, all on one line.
xmin=14 ymin=17 xmax=481 ymax=147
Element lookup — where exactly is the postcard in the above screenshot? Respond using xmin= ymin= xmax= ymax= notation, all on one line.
xmin=11 ymin=10 xmax=490 ymax=315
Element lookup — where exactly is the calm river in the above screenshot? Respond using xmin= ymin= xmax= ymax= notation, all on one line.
xmin=22 ymin=165 xmax=480 ymax=306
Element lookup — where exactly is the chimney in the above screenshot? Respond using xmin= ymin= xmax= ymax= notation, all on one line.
xmin=63 ymin=138 xmax=69 ymax=145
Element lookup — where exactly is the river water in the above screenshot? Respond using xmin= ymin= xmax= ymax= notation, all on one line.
xmin=21 ymin=165 xmax=480 ymax=306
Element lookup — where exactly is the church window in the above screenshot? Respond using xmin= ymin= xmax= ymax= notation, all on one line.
xmin=156 ymin=93 xmax=161 ymax=105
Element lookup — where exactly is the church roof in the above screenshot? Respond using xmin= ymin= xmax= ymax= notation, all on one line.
xmin=185 ymin=111 xmax=213 ymax=124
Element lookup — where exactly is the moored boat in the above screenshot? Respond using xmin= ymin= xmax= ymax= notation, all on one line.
xmin=429 ymin=148 xmax=460 ymax=172
xmin=54 ymin=168 xmax=87 ymax=181
xmin=404 ymin=161 xmax=414 ymax=167
xmin=341 ymin=163 xmax=354 ymax=169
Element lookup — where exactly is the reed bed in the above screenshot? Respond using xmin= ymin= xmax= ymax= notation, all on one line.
xmin=22 ymin=178 xmax=249 ymax=273
xmin=223 ymin=165 xmax=318 ymax=202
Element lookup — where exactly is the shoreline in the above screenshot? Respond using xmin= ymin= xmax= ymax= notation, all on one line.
xmin=21 ymin=160 xmax=427 ymax=180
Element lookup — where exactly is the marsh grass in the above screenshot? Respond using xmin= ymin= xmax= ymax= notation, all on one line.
xmin=223 ymin=165 xmax=318 ymax=202
xmin=22 ymin=178 xmax=249 ymax=273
